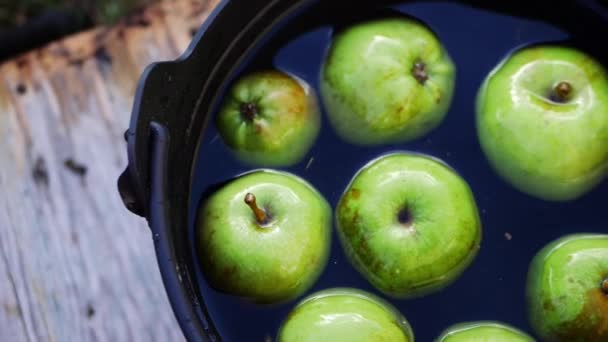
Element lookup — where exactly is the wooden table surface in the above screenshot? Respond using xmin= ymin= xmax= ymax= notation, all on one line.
xmin=0 ymin=1 xmax=219 ymax=340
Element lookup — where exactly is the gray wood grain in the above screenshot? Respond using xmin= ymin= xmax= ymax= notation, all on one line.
xmin=0 ymin=1 xmax=218 ymax=341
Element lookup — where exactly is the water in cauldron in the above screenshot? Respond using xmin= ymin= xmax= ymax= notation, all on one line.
xmin=189 ymin=1 xmax=608 ymax=341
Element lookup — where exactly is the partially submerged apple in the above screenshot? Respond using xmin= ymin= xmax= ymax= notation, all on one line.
xmin=197 ymin=170 xmax=331 ymax=304
xmin=336 ymin=153 xmax=481 ymax=298
xmin=216 ymin=70 xmax=321 ymax=167
xmin=277 ymin=288 xmax=414 ymax=342
xmin=477 ymin=45 xmax=608 ymax=201
xmin=321 ymin=17 xmax=456 ymax=145
xmin=435 ymin=322 xmax=535 ymax=342
xmin=527 ymin=234 xmax=608 ymax=341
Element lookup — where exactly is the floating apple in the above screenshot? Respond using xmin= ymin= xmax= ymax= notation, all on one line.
xmin=435 ymin=322 xmax=535 ymax=341
xmin=477 ymin=45 xmax=608 ymax=201
xmin=277 ymin=288 xmax=414 ymax=341
xmin=216 ymin=70 xmax=321 ymax=167
xmin=320 ymin=17 xmax=455 ymax=145
xmin=336 ymin=153 xmax=481 ymax=298
xmin=527 ymin=234 xmax=608 ymax=341
xmin=197 ymin=170 xmax=331 ymax=304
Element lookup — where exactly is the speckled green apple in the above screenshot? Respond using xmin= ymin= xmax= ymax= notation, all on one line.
xmin=435 ymin=322 xmax=535 ymax=342
xmin=527 ymin=234 xmax=608 ymax=341
xmin=216 ymin=70 xmax=320 ymax=167
xmin=197 ymin=170 xmax=331 ymax=304
xmin=336 ymin=153 xmax=481 ymax=298
xmin=320 ymin=18 xmax=455 ymax=145
xmin=277 ymin=288 xmax=414 ymax=342
xmin=477 ymin=45 xmax=608 ymax=201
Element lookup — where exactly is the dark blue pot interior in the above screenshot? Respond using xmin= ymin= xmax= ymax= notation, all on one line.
xmin=186 ymin=1 xmax=608 ymax=341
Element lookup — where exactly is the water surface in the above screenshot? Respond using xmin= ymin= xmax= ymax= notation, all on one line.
xmin=190 ymin=2 xmax=607 ymax=341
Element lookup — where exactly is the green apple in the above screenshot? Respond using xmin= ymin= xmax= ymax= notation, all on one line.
xmin=477 ymin=45 xmax=608 ymax=201
xmin=277 ymin=288 xmax=414 ymax=342
xmin=196 ymin=170 xmax=331 ymax=304
xmin=435 ymin=322 xmax=535 ymax=342
xmin=216 ymin=70 xmax=321 ymax=167
xmin=527 ymin=234 xmax=608 ymax=341
xmin=320 ymin=17 xmax=455 ymax=145
xmin=336 ymin=152 xmax=481 ymax=298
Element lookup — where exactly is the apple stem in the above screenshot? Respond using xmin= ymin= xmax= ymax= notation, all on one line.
xmin=244 ymin=193 xmax=267 ymax=224
xmin=240 ymin=103 xmax=259 ymax=121
xmin=552 ymin=82 xmax=572 ymax=102
xmin=412 ymin=61 xmax=429 ymax=85
xmin=602 ymin=278 xmax=608 ymax=295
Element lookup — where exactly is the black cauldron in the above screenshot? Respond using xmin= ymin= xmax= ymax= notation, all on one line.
xmin=118 ymin=1 xmax=608 ymax=341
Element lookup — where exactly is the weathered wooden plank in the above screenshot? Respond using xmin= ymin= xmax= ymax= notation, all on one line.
xmin=0 ymin=85 xmax=32 ymax=342
xmin=160 ymin=0 xmax=220 ymax=53
xmin=0 ymin=1 xmax=217 ymax=341
xmin=0 ymin=246 xmax=28 ymax=342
